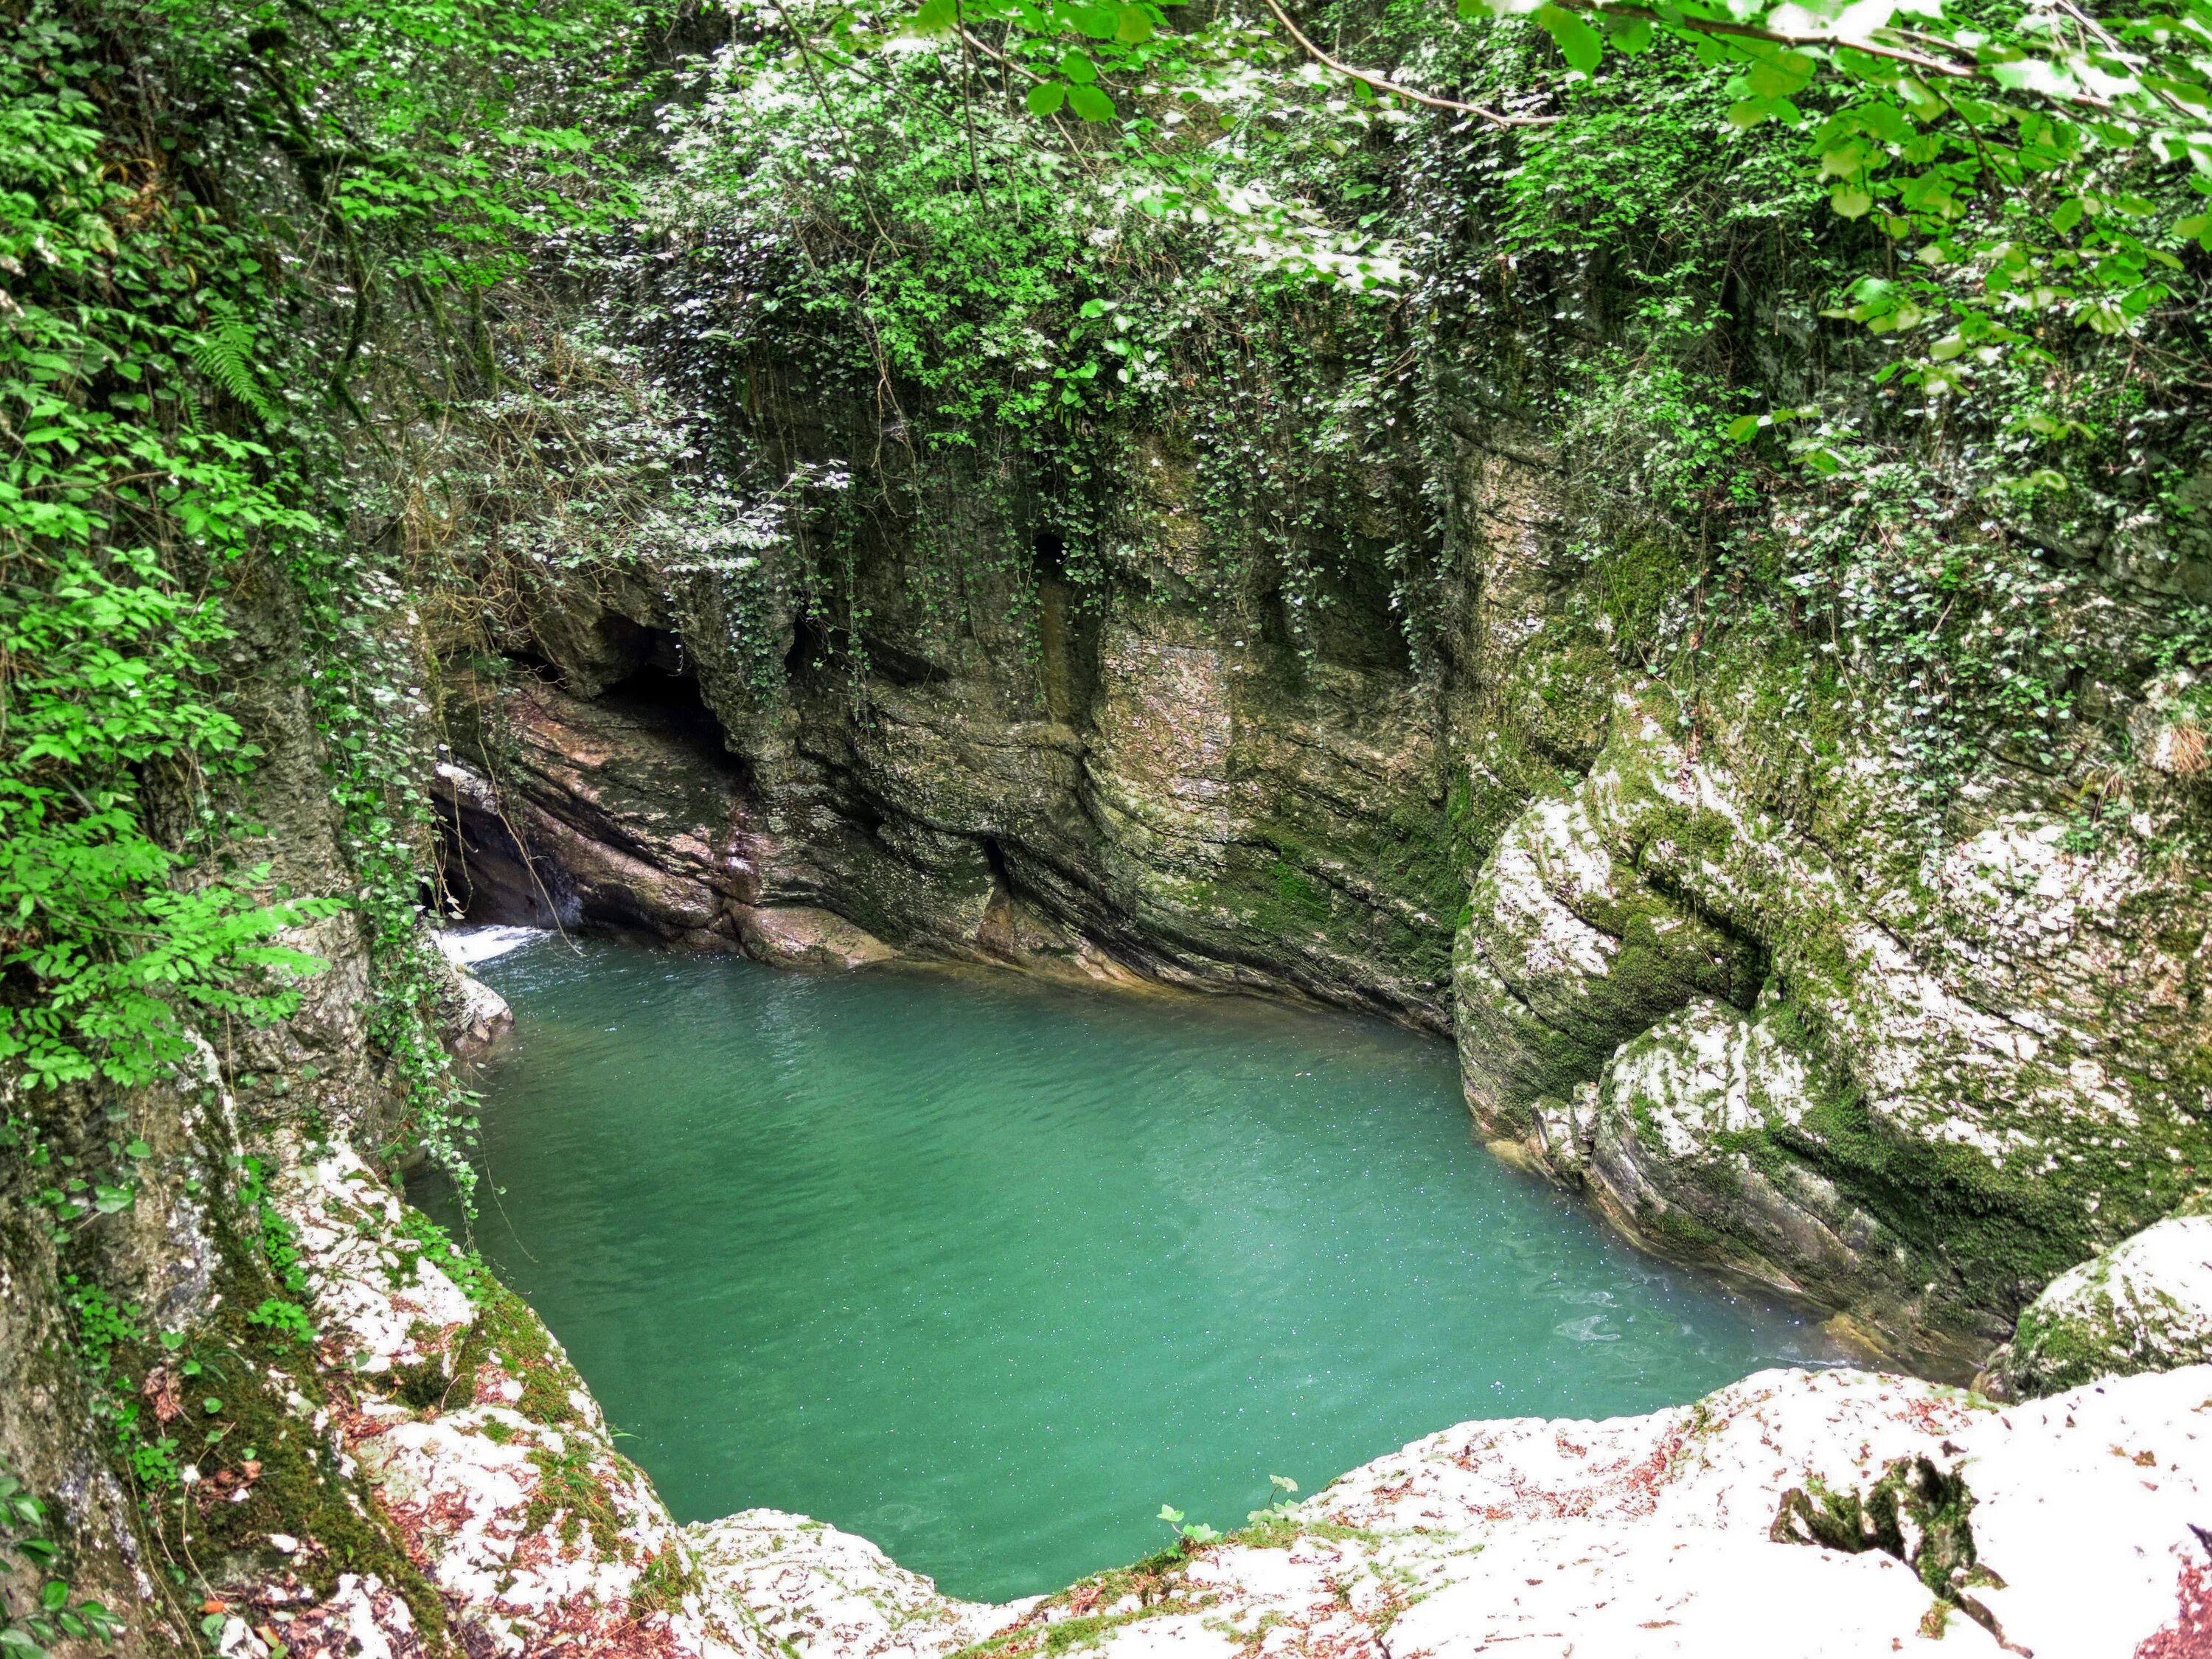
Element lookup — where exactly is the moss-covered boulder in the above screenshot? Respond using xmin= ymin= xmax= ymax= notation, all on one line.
xmin=1453 ymin=780 xmax=1765 ymax=1138
xmin=1988 ymin=1215 xmax=2212 ymax=1399
xmin=1565 ymin=998 xmax=1933 ymax=1353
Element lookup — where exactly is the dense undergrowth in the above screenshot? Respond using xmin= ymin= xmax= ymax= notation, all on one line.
xmin=1 ymin=0 xmax=664 ymax=1646
xmin=438 ymin=0 xmax=2211 ymax=843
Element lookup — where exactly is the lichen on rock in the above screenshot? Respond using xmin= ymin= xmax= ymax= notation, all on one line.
xmin=1452 ymin=682 xmax=2212 ymax=1374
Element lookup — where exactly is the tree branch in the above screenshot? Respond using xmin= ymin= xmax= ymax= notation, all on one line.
xmin=1259 ymin=0 xmax=1554 ymax=126
xmin=960 ymin=26 xmax=1045 ymax=84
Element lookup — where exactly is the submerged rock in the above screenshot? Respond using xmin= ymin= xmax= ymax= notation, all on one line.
xmin=1987 ymin=1213 xmax=2212 ymax=1399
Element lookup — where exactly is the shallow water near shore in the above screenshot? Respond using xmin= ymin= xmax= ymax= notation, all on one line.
xmin=414 ymin=934 xmax=1830 ymax=1601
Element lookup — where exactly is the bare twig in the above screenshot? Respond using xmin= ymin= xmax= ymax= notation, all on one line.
xmin=1259 ymin=0 xmax=1554 ymax=125
xmin=956 ymin=0 xmax=989 ymax=204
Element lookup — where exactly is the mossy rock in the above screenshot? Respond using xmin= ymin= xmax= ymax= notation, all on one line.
xmin=1993 ymin=1215 xmax=2212 ymax=1399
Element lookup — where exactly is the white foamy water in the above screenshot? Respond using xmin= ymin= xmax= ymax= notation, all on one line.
xmin=432 ymin=925 xmax=549 ymax=967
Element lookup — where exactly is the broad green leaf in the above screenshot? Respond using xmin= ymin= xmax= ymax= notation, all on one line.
xmin=1830 ymin=184 xmax=1874 ymax=218
xmin=1068 ymin=82 xmax=1116 ymax=121
xmin=1818 ymin=142 xmax=1866 ymax=180
xmin=1533 ymin=4 xmax=1603 ymax=73
xmin=910 ymin=0 xmax=957 ymax=32
xmin=1115 ymin=4 xmax=1154 ymax=44
xmin=1745 ymin=52 xmax=1815 ymax=100
xmin=1726 ymin=415 xmax=1761 ymax=441
xmin=1026 ymin=80 xmax=1068 ymax=116
xmin=1604 ymin=15 xmax=1652 ymax=53
xmin=1060 ymin=50 xmax=1097 ymax=84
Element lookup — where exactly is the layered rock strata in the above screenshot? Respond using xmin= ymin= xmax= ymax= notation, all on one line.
xmin=435 ymin=411 xmax=2212 ymax=1375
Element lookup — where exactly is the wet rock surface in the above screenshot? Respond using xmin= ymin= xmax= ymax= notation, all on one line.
xmin=440 ymin=427 xmax=2212 ymax=1376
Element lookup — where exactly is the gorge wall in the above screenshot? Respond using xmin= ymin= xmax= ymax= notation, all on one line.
xmin=13 ymin=1 xmax=2212 ymax=1650
xmin=433 ymin=366 xmax=2212 ymax=1383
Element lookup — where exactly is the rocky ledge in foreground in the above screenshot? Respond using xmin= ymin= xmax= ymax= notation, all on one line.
xmin=712 ymin=1366 xmax=2211 ymax=1659
xmin=239 ymin=1144 xmax=2212 ymax=1659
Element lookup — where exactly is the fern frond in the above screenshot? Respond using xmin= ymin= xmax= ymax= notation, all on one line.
xmin=188 ymin=321 xmax=274 ymax=420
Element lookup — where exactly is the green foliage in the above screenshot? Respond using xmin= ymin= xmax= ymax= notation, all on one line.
xmin=1245 ymin=1473 xmax=1299 ymax=1525
xmin=394 ymin=1204 xmax=497 ymax=1305
xmin=234 ymin=1153 xmax=316 ymax=1343
xmin=938 ymin=0 xmax=2212 ymax=434
xmin=1 ymin=0 xmax=661 ymax=1204
xmin=63 ymin=1279 xmax=180 ymax=1489
xmin=0 ymin=1458 xmax=125 ymax=1659
xmin=1154 ymin=1503 xmax=1220 ymax=1545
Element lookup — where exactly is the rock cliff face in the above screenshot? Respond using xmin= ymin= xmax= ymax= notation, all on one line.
xmin=436 ymin=401 xmax=2212 ymax=1380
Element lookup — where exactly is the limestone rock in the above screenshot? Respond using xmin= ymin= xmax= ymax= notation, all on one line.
xmin=734 ymin=905 xmax=898 ymax=972
xmin=1454 ymin=786 xmax=1763 ymax=1131
xmin=1568 ymin=998 xmax=1914 ymax=1345
xmin=261 ymin=1126 xmax=2212 ymax=1659
xmin=689 ymin=1510 xmax=1026 ymax=1659
xmin=429 ymin=931 xmax=515 ymax=1054
xmin=489 ymin=546 xmax=1459 ymax=1029
xmin=1989 ymin=1213 xmax=2212 ymax=1399
xmin=2130 ymin=669 xmax=2211 ymax=782
xmin=1455 ymin=687 xmax=2212 ymax=1373
xmin=437 ymin=669 xmax=753 ymax=943
xmin=275 ymin=1143 xmax=773 ymax=1659
xmin=933 ymin=1366 xmax=2212 ymax=1659
xmin=451 ymin=974 xmax=514 ymax=1054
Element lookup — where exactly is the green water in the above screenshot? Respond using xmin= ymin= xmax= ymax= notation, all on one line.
xmin=416 ymin=934 xmax=1828 ymax=1601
